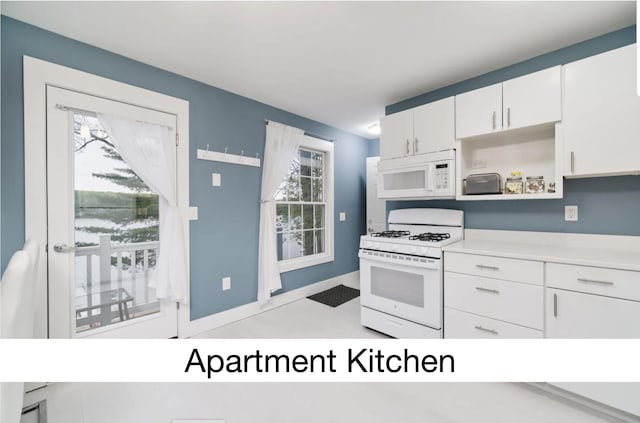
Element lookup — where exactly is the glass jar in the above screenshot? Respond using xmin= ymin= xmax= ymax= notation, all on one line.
xmin=525 ymin=176 xmax=545 ymax=194
xmin=505 ymin=172 xmax=523 ymax=194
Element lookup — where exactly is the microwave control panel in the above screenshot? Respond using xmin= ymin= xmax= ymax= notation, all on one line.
xmin=435 ymin=162 xmax=451 ymax=189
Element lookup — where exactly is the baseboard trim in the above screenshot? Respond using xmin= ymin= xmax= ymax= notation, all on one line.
xmin=181 ymin=271 xmax=360 ymax=338
xmin=523 ymin=383 xmax=639 ymax=423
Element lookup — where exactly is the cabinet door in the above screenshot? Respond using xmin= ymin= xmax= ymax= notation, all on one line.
xmin=455 ymin=83 xmax=502 ymax=139
xmin=502 ymin=66 xmax=561 ymax=131
xmin=546 ymin=288 xmax=640 ymax=338
xmin=563 ymin=44 xmax=640 ymax=177
xmin=413 ymin=97 xmax=455 ymax=154
xmin=380 ymin=110 xmax=413 ymax=160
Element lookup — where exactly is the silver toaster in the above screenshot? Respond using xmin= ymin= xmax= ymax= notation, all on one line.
xmin=464 ymin=173 xmax=502 ymax=195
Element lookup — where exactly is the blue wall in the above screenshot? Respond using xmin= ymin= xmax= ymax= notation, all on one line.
xmin=376 ymin=26 xmax=640 ymax=237
xmin=0 ymin=16 xmax=369 ymax=320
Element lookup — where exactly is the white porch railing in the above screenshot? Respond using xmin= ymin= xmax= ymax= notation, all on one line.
xmin=74 ymin=234 xmax=160 ymax=329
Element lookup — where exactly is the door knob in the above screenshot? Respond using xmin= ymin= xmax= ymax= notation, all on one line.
xmin=53 ymin=243 xmax=75 ymax=253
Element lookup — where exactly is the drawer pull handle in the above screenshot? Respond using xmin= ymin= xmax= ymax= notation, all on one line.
xmin=475 ymin=287 xmax=500 ymax=294
xmin=577 ymin=278 xmax=614 ymax=286
xmin=386 ymin=319 xmax=404 ymax=328
xmin=474 ymin=325 xmax=498 ymax=335
xmin=476 ymin=264 xmax=499 ymax=270
xmin=553 ymin=293 xmax=558 ymax=317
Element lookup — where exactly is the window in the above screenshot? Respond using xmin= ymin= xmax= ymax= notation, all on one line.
xmin=275 ymin=135 xmax=334 ymax=272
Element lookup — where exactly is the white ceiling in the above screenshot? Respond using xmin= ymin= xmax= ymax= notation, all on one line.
xmin=1 ymin=1 xmax=636 ymax=139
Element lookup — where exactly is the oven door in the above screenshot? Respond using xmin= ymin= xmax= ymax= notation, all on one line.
xmin=359 ymin=251 xmax=442 ymax=329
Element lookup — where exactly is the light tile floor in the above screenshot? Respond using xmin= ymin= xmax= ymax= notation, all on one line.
xmin=22 ymin=297 xmax=622 ymax=423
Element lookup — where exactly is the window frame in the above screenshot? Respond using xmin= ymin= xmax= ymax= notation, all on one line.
xmin=277 ymin=134 xmax=334 ymax=273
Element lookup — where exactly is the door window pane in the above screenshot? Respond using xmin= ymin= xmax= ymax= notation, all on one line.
xmin=73 ymin=113 xmax=160 ymax=333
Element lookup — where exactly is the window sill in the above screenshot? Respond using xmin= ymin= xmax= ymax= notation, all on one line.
xmin=279 ymin=252 xmax=334 ymax=273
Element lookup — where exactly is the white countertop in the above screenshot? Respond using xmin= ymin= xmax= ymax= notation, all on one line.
xmin=443 ymin=235 xmax=640 ymax=272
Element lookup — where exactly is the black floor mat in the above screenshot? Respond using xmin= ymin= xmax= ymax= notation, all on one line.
xmin=307 ymin=284 xmax=360 ymax=307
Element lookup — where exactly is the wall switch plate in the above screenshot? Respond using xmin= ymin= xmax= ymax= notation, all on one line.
xmin=212 ymin=173 xmax=221 ymax=187
xmin=222 ymin=276 xmax=231 ymax=291
xmin=188 ymin=207 xmax=198 ymax=221
xmin=565 ymin=205 xmax=578 ymax=221
xmin=339 ymin=212 xmax=346 ymax=221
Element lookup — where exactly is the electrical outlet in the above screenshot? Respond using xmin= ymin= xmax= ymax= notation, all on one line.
xmin=471 ymin=159 xmax=487 ymax=169
xmin=212 ymin=173 xmax=221 ymax=187
xmin=339 ymin=212 xmax=346 ymax=221
xmin=222 ymin=276 xmax=231 ymax=291
xmin=565 ymin=205 xmax=578 ymax=221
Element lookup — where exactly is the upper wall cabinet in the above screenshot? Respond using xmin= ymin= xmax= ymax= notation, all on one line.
xmin=563 ymin=44 xmax=640 ymax=177
xmin=380 ymin=97 xmax=455 ymax=160
xmin=455 ymin=66 xmax=562 ymax=139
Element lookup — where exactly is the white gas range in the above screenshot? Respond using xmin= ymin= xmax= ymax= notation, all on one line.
xmin=358 ymin=208 xmax=464 ymax=338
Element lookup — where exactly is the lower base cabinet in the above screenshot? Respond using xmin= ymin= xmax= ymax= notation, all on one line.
xmin=546 ymin=288 xmax=640 ymax=338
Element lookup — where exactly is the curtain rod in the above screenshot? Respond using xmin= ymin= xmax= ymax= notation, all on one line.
xmin=264 ymin=119 xmax=334 ymax=142
xmin=54 ymin=104 xmax=174 ymax=130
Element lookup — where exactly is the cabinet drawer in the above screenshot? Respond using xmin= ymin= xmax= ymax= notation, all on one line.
xmin=444 ymin=308 xmax=543 ymax=339
xmin=445 ymin=252 xmax=543 ymax=285
xmin=444 ymin=272 xmax=543 ymax=330
xmin=546 ymin=263 xmax=640 ymax=302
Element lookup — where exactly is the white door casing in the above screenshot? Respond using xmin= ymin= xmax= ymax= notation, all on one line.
xmin=23 ymin=56 xmax=190 ymax=338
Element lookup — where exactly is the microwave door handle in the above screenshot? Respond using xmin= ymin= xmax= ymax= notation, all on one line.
xmin=427 ymin=163 xmax=435 ymax=194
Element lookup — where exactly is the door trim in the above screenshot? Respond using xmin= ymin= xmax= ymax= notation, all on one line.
xmin=23 ymin=56 xmax=190 ymax=338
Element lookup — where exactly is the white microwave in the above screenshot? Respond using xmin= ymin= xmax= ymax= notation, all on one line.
xmin=377 ymin=150 xmax=455 ymax=199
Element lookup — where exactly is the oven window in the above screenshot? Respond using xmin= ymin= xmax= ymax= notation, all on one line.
xmin=370 ymin=266 xmax=424 ymax=307
xmin=383 ymin=169 xmax=426 ymax=191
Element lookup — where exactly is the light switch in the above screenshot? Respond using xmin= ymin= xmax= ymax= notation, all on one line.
xmin=339 ymin=212 xmax=346 ymax=221
xmin=212 ymin=173 xmax=221 ymax=187
xmin=188 ymin=207 xmax=198 ymax=221
xmin=222 ymin=276 xmax=231 ymax=291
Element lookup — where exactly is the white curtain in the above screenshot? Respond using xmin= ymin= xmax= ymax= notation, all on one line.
xmin=97 ymin=113 xmax=188 ymax=304
xmin=258 ymin=122 xmax=305 ymax=304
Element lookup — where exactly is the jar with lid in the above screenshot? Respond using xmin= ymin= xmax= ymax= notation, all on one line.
xmin=525 ymin=176 xmax=545 ymax=194
xmin=505 ymin=172 xmax=524 ymax=194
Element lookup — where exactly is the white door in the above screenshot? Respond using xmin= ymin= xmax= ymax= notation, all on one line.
xmin=412 ymin=97 xmax=455 ymax=154
xmin=502 ymin=66 xmax=561 ymax=131
xmin=455 ymin=83 xmax=502 ymax=139
xmin=365 ymin=157 xmax=386 ymax=234
xmin=380 ymin=109 xmax=413 ymax=160
xmin=46 ymin=86 xmax=178 ymax=338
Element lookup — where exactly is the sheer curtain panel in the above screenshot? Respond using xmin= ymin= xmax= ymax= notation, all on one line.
xmin=258 ymin=122 xmax=305 ymax=304
xmin=97 ymin=113 xmax=188 ymax=303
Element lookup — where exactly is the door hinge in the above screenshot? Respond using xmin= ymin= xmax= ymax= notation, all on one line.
xmin=176 ymin=133 xmax=179 ymax=146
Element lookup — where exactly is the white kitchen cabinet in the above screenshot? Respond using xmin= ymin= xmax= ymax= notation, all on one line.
xmin=502 ymin=66 xmax=562 ymax=131
xmin=444 ymin=252 xmax=544 ymax=338
xmin=380 ymin=109 xmax=413 ymax=160
xmin=455 ymin=66 xmax=561 ymax=139
xmin=563 ymin=44 xmax=640 ymax=177
xmin=412 ymin=97 xmax=455 ymax=154
xmin=546 ymin=288 xmax=640 ymax=338
xmin=454 ymin=83 xmax=502 ymax=139
xmin=546 ymin=262 xmax=640 ymax=338
xmin=380 ymin=97 xmax=455 ymax=160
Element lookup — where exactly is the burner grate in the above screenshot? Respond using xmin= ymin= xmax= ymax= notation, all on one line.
xmin=371 ymin=230 xmax=410 ymax=238
xmin=408 ymin=232 xmax=451 ymax=242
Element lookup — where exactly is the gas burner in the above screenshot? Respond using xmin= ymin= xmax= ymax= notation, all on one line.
xmin=371 ymin=230 xmax=410 ymax=238
xmin=408 ymin=232 xmax=451 ymax=242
